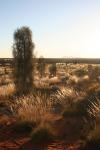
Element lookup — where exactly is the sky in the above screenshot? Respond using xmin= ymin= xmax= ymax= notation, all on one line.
xmin=0 ymin=0 xmax=100 ymax=58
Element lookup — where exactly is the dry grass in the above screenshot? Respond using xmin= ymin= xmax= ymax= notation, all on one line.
xmin=0 ymin=83 xmax=15 ymax=96
xmin=87 ymin=97 xmax=100 ymax=123
xmin=10 ymin=94 xmax=53 ymax=124
xmin=0 ymin=64 xmax=100 ymax=144
xmin=10 ymin=85 xmax=89 ymax=124
xmin=51 ymin=86 xmax=86 ymax=112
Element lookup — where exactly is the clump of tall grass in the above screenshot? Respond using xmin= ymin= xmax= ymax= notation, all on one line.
xmin=0 ymin=83 xmax=15 ymax=96
xmin=10 ymin=94 xmax=53 ymax=124
xmin=51 ymin=87 xmax=79 ymax=112
xmin=10 ymin=93 xmax=60 ymax=136
xmin=10 ymin=87 xmax=79 ymax=125
xmin=84 ymin=97 xmax=100 ymax=149
xmin=87 ymin=97 xmax=100 ymax=123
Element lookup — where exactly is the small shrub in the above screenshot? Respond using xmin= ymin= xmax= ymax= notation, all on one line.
xmin=62 ymin=97 xmax=89 ymax=118
xmin=31 ymin=126 xmax=54 ymax=144
xmin=60 ymin=75 xmax=68 ymax=83
xmin=85 ymin=126 xmax=100 ymax=150
xmin=62 ymin=107 xmax=83 ymax=118
xmin=85 ymin=140 xmax=100 ymax=150
xmin=62 ymin=98 xmax=93 ymax=140
xmin=74 ymin=68 xmax=87 ymax=77
xmin=88 ymin=125 xmax=100 ymax=141
xmin=13 ymin=121 xmax=35 ymax=133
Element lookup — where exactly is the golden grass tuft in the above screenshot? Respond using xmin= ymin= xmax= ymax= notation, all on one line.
xmin=10 ymin=94 xmax=53 ymax=124
xmin=0 ymin=83 xmax=15 ymax=96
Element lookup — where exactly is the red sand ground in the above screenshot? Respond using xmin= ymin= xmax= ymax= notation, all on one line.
xmin=0 ymin=116 xmax=84 ymax=150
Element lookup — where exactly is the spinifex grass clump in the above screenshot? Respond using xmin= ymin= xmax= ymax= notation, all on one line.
xmin=0 ymin=83 xmax=15 ymax=96
xmin=84 ymin=97 xmax=100 ymax=149
xmin=50 ymin=87 xmax=75 ymax=114
xmin=10 ymin=94 xmax=53 ymax=124
xmin=87 ymin=97 xmax=100 ymax=130
xmin=51 ymin=87 xmax=77 ymax=109
xmin=10 ymin=87 xmax=93 ymax=140
xmin=87 ymin=97 xmax=100 ymax=123
xmin=10 ymin=93 xmax=60 ymax=137
xmin=11 ymin=87 xmax=77 ymax=123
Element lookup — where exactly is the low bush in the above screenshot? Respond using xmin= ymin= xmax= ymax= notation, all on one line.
xmin=74 ymin=68 xmax=87 ymax=77
xmin=31 ymin=125 xmax=55 ymax=144
xmin=87 ymin=125 xmax=100 ymax=141
xmin=62 ymin=107 xmax=83 ymax=118
xmin=13 ymin=121 xmax=36 ymax=133
xmin=85 ymin=139 xmax=100 ymax=150
xmin=85 ymin=125 xmax=100 ymax=150
xmin=62 ymin=97 xmax=89 ymax=118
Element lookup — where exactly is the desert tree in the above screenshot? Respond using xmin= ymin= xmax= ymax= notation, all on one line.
xmin=37 ymin=56 xmax=46 ymax=78
xmin=13 ymin=26 xmax=35 ymax=95
xmin=49 ymin=63 xmax=57 ymax=78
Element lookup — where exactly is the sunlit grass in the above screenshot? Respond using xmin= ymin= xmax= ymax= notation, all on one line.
xmin=0 ymin=83 xmax=15 ymax=96
xmin=10 ymin=94 xmax=53 ymax=124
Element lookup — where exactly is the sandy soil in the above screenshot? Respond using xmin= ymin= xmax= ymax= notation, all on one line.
xmin=0 ymin=114 xmax=85 ymax=150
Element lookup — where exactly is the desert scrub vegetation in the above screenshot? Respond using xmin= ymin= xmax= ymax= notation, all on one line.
xmin=13 ymin=121 xmax=35 ymax=133
xmin=52 ymin=87 xmax=87 ymax=114
xmin=10 ymin=87 xmax=78 ymax=122
xmin=31 ymin=123 xmax=55 ymax=144
xmin=73 ymin=68 xmax=88 ymax=77
xmin=10 ymin=87 xmax=83 ymax=138
xmin=87 ymin=125 xmax=100 ymax=142
xmin=10 ymin=93 xmax=55 ymax=124
xmin=87 ymin=97 xmax=100 ymax=122
xmin=10 ymin=92 xmax=60 ymax=142
xmin=50 ymin=87 xmax=81 ymax=115
xmin=10 ymin=93 xmax=54 ymax=137
xmin=83 ymin=97 xmax=100 ymax=149
xmin=37 ymin=57 xmax=46 ymax=78
xmin=0 ymin=83 xmax=15 ymax=97
xmin=59 ymin=90 xmax=94 ymax=139
xmin=13 ymin=26 xmax=35 ymax=95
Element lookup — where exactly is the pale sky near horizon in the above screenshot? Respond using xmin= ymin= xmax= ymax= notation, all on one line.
xmin=0 ymin=0 xmax=100 ymax=58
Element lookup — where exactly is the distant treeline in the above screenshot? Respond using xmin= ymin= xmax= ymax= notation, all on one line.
xmin=0 ymin=58 xmax=100 ymax=66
